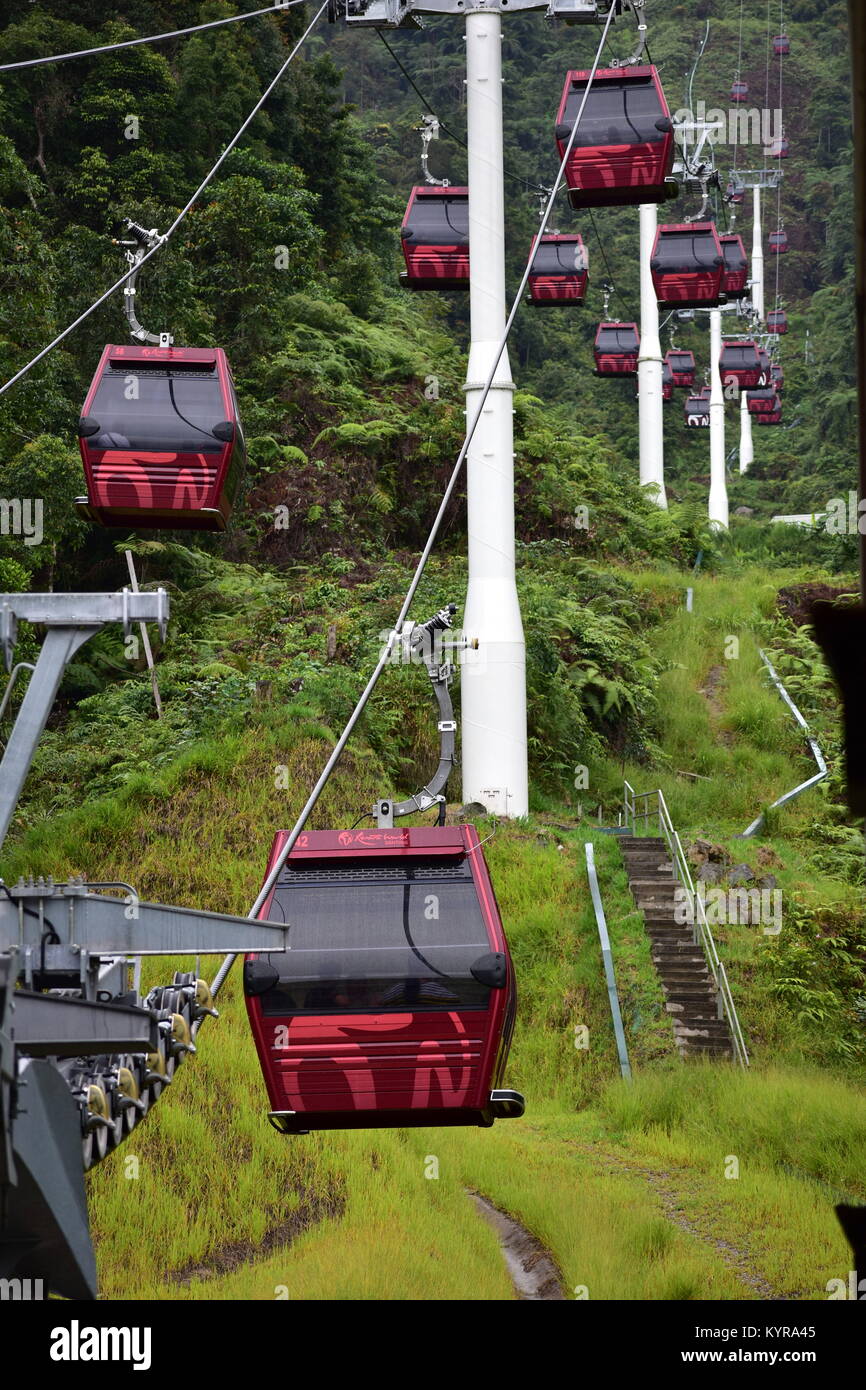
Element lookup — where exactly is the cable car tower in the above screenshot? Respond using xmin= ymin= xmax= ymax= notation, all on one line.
xmin=330 ymin=0 xmax=629 ymax=818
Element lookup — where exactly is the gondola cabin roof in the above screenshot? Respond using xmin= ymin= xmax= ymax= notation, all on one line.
xmin=650 ymin=222 xmax=724 ymax=308
xmin=528 ymin=233 xmax=588 ymax=305
xmin=555 ymin=65 xmax=675 ymax=209
xmin=75 ymin=344 xmax=244 ymax=531
xmin=400 ymin=186 xmax=470 ymax=291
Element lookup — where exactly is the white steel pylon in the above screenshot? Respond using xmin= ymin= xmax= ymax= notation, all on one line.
xmin=461 ymin=6 xmax=528 ymax=818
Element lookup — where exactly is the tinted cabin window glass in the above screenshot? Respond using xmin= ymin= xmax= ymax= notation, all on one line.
xmin=260 ymin=858 xmax=492 ymax=1015
xmin=531 ymin=240 xmax=586 ymax=275
xmin=722 ymin=242 xmax=747 ymax=270
xmin=405 ymin=196 xmax=469 ymax=245
xmin=654 ymin=231 xmax=720 ymax=271
xmin=88 ymin=370 xmax=225 ymax=452
xmin=669 ymin=352 xmax=693 ymax=368
xmin=721 ymin=346 xmax=759 ymax=367
xmin=563 ymin=77 xmax=664 ymax=147
xmin=597 ymin=327 xmax=638 ymax=351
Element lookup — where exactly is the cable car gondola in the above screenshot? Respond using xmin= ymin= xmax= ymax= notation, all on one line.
xmin=594 ymin=321 xmax=640 ymax=375
xmin=75 ymin=344 xmax=245 ymax=531
xmin=770 ymin=134 xmax=790 ymax=158
xmin=719 ymin=339 xmax=763 ymax=389
xmin=755 ymin=404 xmax=782 ymax=424
xmin=555 ymin=66 xmax=675 ymax=209
xmin=773 ymin=34 xmax=790 ymax=56
xmin=720 ymin=233 xmax=749 ymax=296
xmin=726 ymin=181 xmax=744 ymax=206
xmin=528 ymin=233 xmax=588 ymax=305
xmin=662 ymin=358 xmax=673 ymax=401
xmin=771 ymin=363 xmax=785 ymax=393
xmin=767 ymin=309 xmax=788 ymax=334
xmin=684 ymin=393 xmax=710 ymax=426
xmin=244 ymin=825 xmax=522 ymax=1133
xmin=746 ymin=387 xmax=781 ymax=415
xmin=400 ymin=187 xmax=469 ymax=290
xmin=731 ymin=78 xmax=749 ymax=103
xmin=650 ymin=222 xmax=724 ymax=307
xmin=664 ymin=348 xmax=696 ymax=388
xmin=769 ymin=230 xmax=788 ymax=254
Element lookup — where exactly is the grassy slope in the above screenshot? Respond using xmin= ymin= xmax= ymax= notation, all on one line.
xmin=7 ymin=559 xmax=863 ymax=1301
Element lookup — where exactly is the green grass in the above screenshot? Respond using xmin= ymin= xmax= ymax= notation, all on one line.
xmin=8 ymin=559 xmax=865 ymax=1300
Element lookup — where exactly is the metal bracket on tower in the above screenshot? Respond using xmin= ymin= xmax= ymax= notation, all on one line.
xmin=0 ymin=591 xmax=169 ymax=854
xmin=329 ymin=0 xmax=608 ymax=23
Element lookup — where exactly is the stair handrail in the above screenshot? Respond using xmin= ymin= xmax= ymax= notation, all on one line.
xmin=623 ymin=782 xmax=750 ymax=1068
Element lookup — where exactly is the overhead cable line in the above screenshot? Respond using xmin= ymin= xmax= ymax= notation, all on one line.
xmin=0 ymin=2 xmax=308 ymax=73
xmin=0 ymin=2 xmax=328 ymax=400
xmin=210 ymin=0 xmax=621 ymax=998
xmin=375 ymin=28 xmax=546 ymax=197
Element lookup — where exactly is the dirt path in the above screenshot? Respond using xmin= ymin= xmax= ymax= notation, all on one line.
xmin=469 ymin=1192 xmax=566 ymax=1300
xmin=167 ymin=1190 xmax=343 ymax=1287
xmin=698 ymin=665 xmax=734 ymax=747
xmin=574 ymin=1142 xmax=783 ymax=1300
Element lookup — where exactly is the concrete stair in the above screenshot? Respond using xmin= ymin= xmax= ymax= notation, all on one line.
xmin=621 ymin=837 xmax=734 ymax=1060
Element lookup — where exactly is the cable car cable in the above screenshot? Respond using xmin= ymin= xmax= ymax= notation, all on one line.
xmin=585 ymin=209 xmax=637 ymax=321
xmin=375 ymin=29 xmax=547 ymax=198
xmin=0 ymin=2 xmax=309 ymax=73
xmin=209 ymin=0 xmax=621 ymax=1000
xmin=0 ymin=2 xmax=328 ymax=400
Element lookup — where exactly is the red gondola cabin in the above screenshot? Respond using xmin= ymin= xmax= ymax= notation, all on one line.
xmin=770 ymin=134 xmax=790 ymax=158
xmin=244 ymin=826 xmax=524 ymax=1134
xmin=747 ymin=387 xmax=781 ymax=415
xmin=756 ymin=404 xmax=782 ymax=424
xmin=75 ymin=344 xmax=245 ymax=530
xmin=726 ymin=181 xmax=744 ymax=205
xmin=594 ymin=321 xmax=640 ymax=375
xmin=719 ymin=340 xmax=763 ymax=389
xmin=767 ymin=309 xmax=788 ymax=334
xmin=400 ymin=187 xmax=469 ymax=290
xmin=555 ymin=66 xmax=675 ymax=208
xmin=771 ymin=363 xmax=785 ymax=393
xmin=528 ymin=233 xmax=588 ymax=304
xmin=731 ymin=78 xmax=749 ymax=102
xmin=685 ymin=393 xmax=710 ymax=426
xmin=650 ymin=222 xmax=724 ymax=307
xmin=665 ymin=348 xmax=696 ymax=388
xmin=720 ymin=233 xmax=749 ymax=295
xmin=769 ymin=230 xmax=788 ymax=253
xmin=773 ymin=34 xmax=790 ymax=56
